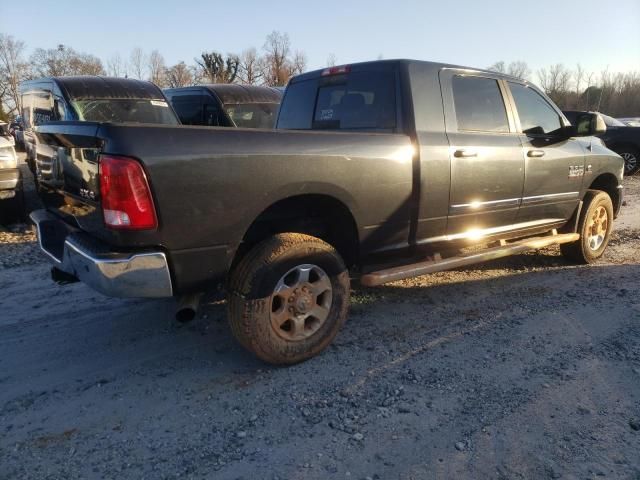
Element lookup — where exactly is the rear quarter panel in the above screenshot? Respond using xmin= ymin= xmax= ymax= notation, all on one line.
xmin=98 ymin=124 xmax=415 ymax=257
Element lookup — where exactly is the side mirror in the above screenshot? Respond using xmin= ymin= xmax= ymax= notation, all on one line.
xmin=573 ymin=112 xmax=607 ymax=137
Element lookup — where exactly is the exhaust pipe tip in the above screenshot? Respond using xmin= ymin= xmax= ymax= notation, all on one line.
xmin=175 ymin=292 xmax=203 ymax=323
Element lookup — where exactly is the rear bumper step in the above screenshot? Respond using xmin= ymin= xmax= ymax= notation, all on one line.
xmin=360 ymin=230 xmax=580 ymax=287
xmin=30 ymin=209 xmax=173 ymax=298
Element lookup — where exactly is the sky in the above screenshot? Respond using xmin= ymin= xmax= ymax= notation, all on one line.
xmin=1 ymin=0 xmax=639 ymax=76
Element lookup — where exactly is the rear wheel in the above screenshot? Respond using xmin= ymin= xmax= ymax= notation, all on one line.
xmin=560 ymin=190 xmax=613 ymax=264
xmin=227 ymin=233 xmax=350 ymax=365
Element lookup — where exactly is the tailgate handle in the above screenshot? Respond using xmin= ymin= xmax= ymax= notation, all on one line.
xmin=454 ymin=149 xmax=478 ymax=158
xmin=527 ymin=149 xmax=545 ymax=158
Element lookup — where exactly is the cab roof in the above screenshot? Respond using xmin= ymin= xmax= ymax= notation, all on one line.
xmin=21 ymin=76 xmax=166 ymax=101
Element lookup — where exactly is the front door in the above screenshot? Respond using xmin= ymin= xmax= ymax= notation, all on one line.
xmin=441 ymin=72 xmax=525 ymax=238
xmin=506 ymin=81 xmax=584 ymax=223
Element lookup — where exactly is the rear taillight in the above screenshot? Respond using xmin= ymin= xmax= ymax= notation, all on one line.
xmin=99 ymin=155 xmax=157 ymax=230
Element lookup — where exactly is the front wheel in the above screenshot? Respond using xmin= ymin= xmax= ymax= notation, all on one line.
xmin=227 ymin=233 xmax=350 ymax=365
xmin=560 ymin=190 xmax=614 ymax=264
xmin=618 ymin=147 xmax=640 ymax=176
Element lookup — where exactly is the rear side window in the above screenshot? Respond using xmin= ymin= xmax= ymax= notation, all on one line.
xmin=452 ymin=76 xmax=509 ymax=133
xmin=509 ymin=82 xmax=562 ymax=135
xmin=278 ymin=71 xmax=396 ymax=131
xmin=170 ymin=95 xmax=204 ymax=125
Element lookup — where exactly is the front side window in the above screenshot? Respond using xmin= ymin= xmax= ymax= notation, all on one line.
xmin=452 ymin=76 xmax=509 ymax=133
xmin=509 ymin=82 xmax=562 ymax=135
xmin=29 ymin=91 xmax=55 ymax=126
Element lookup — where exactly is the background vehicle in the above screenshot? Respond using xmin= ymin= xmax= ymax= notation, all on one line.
xmin=20 ymin=76 xmax=179 ymax=178
xmin=0 ymin=135 xmax=24 ymax=223
xmin=0 ymin=122 xmax=15 ymax=147
xmin=164 ymin=85 xmax=281 ymax=128
xmin=618 ymin=117 xmax=640 ymax=127
xmin=30 ymin=60 xmax=624 ymax=364
xmin=565 ymin=110 xmax=640 ymax=175
xmin=9 ymin=119 xmax=24 ymax=150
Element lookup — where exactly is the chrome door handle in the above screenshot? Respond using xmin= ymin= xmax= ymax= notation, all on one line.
xmin=527 ymin=150 xmax=545 ymax=158
xmin=454 ymin=149 xmax=478 ymax=158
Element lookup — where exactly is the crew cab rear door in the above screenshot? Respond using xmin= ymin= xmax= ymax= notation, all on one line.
xmin=505 ymin=81 xmax=584 ymax=223
xmin=440 ymin=70 xmax=524 ymax=237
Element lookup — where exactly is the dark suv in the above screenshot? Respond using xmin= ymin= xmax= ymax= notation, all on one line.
xmin=564 ymin=110 xmax=640 ymax=175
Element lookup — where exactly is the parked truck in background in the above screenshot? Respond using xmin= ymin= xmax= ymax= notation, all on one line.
xmin=164 ymin=84 xmax=282 ymax=128
xmin=29 ymin=60 xmax=624 ymax=364
xmin=20 ymin=76 xmax=179 ymax=179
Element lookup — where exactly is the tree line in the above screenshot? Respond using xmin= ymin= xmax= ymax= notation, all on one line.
xmin=0 ymin=30 xmax=308 ymax=120
xmin=488 ymin=60 xmax=640 ymax=118
xmin=1 ymin=31 xmax=638 ymax=122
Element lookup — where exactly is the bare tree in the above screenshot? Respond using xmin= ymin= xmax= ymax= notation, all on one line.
xmin=289 ymin=50 xmax=307 ymax=76
xmin=237 ymin=48 xmax=263 ymax=85
xmin=488 ymin=60 xmax=529 ymax=80
xmin=262 ymin=30 xmax=291 ymax=86
xmin=147 ymin=50 xmax=167 ymax=87
xmin=326 ymin=53 xmax=337 ymax=67
xmin=166 ymin=61 xmax=193 ymax=88
xmin=129 ymin=47 xmax=146 ymax=79
xmin=488 ymin=61 xmax=506 ymax=73
xmin=196 ymin=52 xmax=239 ymax=83
xmin=30 ymin=44 xmax=104 ymax=77
xmin=107 ymin=53 xmax=126 ymax=77
xmin=0 ymin=34 xmax=30 ymax=115
xmin=507 ymin=61 xmax=530 ymax=80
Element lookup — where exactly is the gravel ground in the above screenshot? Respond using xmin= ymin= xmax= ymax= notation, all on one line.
xmin=1 ymin=156 xmax=639 ymax=479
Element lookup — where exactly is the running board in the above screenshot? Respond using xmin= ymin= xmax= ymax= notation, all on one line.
xmin=360 ymin=231 xmax=580 ymax=287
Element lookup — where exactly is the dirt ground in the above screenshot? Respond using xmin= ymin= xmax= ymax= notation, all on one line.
xmin=1 ymin=154 xmax=639 ymax=479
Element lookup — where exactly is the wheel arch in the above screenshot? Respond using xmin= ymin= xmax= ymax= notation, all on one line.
xmin=588 ymin=172 xmax=622 ymax=218
xmin=231 ymin=193 xmax=361 ymax=271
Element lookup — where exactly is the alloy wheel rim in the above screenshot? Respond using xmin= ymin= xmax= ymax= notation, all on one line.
xmin=587 ymin=205 xmax=608 ymax=251
xmin=622 ymin=152 xmax=637 ymax=174
xmin=270 ymin=264 xmax=333 ymax=341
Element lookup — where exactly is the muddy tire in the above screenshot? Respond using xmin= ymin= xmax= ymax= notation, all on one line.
xmin=560 ymin=190 xmax=614 ymax=264
xmin=227 ymin=233 xmax=350 ymax=365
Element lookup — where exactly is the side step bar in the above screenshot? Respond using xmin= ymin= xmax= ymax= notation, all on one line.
xmin=360 ymin=230 xmax=580 ymax=287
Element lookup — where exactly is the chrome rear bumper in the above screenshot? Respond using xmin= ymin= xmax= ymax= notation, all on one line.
xmin=30 ymin=209 xmax=173 ymax=298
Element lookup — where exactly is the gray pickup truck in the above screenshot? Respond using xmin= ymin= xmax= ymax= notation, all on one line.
xmin=30 ymin=60 xmax=624 ymax=364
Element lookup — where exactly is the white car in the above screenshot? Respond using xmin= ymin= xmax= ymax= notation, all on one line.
xmin=0 ymin=135 xmax=24 ymax=223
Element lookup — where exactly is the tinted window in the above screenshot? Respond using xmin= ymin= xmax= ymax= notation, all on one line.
xmin=224 ymin=103 xmax=279 ymax=128
xmin=278 ymin=71 xmax=396 ymax=131
xmin=452 ymin=76 xmax=509 ymax=133
xmin=277 ymin=80 xmax=317 ymax=129
xmin=509 ymin=83 xmax=562 ymax=135
xmin=203 ymin=102 xmax=228 ymax=127
xmin=167 ymin=95 xmax=204 ymax=125
xmin=72 ymin=99 xmax=178 ymax=124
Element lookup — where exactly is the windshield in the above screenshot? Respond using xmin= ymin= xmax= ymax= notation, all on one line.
xmin=601 ymin=114 xmax=625 ymax=127
xmin=223 ymin=103 xmax=279 ymax=129
xmin=72 ymin=99 xmax=179 ymax=125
